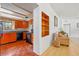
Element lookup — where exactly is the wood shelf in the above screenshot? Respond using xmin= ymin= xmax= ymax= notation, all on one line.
xmin=42 ymin=17 xmax=49 ymax=22
xmin=42 ymin=24 xmax=49 ymax=27
xmin=42 ymin=12 xmax=49 ymax=37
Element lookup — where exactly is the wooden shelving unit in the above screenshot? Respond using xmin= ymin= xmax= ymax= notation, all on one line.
xmin=42 ymin=12 xmax=49 ymax=37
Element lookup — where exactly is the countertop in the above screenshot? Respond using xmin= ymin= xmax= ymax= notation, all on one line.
xmin=0 ymin=29 xmax=29 ymax=34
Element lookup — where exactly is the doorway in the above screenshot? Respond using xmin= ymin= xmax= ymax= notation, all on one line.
xmin=63 ymin=24 xmax=71 ymax=36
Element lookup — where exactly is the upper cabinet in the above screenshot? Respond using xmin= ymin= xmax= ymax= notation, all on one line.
xmin=28 ymin=19 xmax=33 ymax=25
xmin=15 ymin=20 xmax=21 ymax=28
xmin=15 ymin=20 xmax=28 ymax=29
xmin=22 ymin=21 xmax=29 ymax=28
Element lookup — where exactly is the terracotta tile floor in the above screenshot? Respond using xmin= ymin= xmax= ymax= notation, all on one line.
xmin=0 ymin=40 xmax=38 ymax=56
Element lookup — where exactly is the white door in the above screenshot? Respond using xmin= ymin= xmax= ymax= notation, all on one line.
xmin=63 ymin=24 xmax=71 ymax=36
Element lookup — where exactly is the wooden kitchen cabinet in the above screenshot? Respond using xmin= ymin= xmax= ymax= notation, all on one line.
xmin=31 ymin=33 xmax=34 ymax=44
xmin=0 ymin=32 xmax=17 ymax=45
xmin=15 ymin=20 xmax=28 ymax=29
xmin=23 ymin=32 xmax=26 ymax=40
xmin=15 ymin=20 xmax=21 ymax=28
xmin=22 ymin=21 xmax=29 ymax=28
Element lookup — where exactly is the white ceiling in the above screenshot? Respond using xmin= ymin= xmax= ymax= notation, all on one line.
xmin=1 ymin=3 xmax=38 ymax=20
xmin=13 ymin=3 xmax=38 ymax=13
xmin=50 ymin=3 xmax=79 ymax=18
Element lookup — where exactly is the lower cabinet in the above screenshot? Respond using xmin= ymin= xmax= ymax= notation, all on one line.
xmin=23 ymin=32 xmax=26 ymax=40
xmin=23 ymin=31 xmax=33 ymax=44
xmin=0 ymin=32 xmax=17 ymax=45
xmin=0 ymin=31 xmax=34 ymax=45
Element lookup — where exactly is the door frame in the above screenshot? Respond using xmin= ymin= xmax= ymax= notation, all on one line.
xmin=63 ymin=24 xmax=71 ymax=36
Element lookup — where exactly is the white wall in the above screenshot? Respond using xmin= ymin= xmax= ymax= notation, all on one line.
xmin=62 ymin=17 xmax=79 ymax=38
xmin=58 ymin=16 xmax=63 ymax=32
xmin=33 ymin=7 xmax=41 ymax=55
xmin=33 ymin=3 xmax=62 ymax=55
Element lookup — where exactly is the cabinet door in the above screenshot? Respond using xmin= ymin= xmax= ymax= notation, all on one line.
xmin=22 ymin=21 xmax=29 ymax=28
xmin=15 ymin=20 xmax=28 ymax=28
xmin=23 ymin=32 xmax=26 ymax=40
xmin=15 ymin=20 xmax=19 ymax=28
xmin=15 ymin=20 xmax=22 ymax=28
xmin=18 ymin=21 xmax=23 ymax=28
xmin=0 ymin=32 xmax=16 ymax=44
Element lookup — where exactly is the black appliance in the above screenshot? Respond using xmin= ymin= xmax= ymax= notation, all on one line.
xmin=26 ymin=32 xmax=32 ymax=44
xmin=17 ymin=31 xmax=23 ymax=41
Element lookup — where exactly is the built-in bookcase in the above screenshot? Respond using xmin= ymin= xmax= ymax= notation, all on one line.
xmin=42 ymin=12 xmax=49 ymax=37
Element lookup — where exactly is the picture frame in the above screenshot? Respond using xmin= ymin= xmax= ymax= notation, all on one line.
xmin=54 ymin=16 xmax=58 ymax=27
xmin=77 ymin=23 xmax=79 ymax=28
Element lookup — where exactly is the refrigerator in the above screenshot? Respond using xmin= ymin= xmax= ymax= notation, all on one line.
xmin=0 ymin=22 xmax=3 ymax=31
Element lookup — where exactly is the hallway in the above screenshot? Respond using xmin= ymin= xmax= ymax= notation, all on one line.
xmin=0 ymin=40 xmax=38 ymax=56
xmin=42 ymin=37 xmax=79 ymax=56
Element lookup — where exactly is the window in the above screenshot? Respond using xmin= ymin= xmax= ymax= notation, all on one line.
xmin=3 ymin=21 xmax=12 ymax=30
